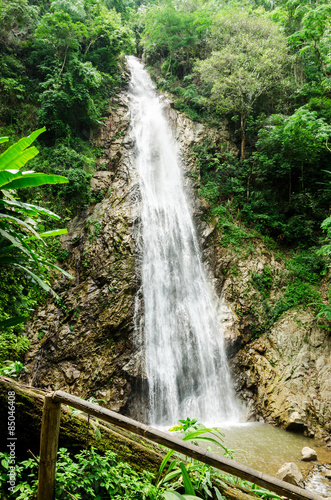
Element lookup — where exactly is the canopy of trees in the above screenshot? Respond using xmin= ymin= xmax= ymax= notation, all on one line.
xmin=135 ymin=0 xmax=331 ymax=246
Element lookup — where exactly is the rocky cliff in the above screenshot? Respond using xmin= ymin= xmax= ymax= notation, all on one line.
xmin=22 ymin=75 xmax=331 ymax=441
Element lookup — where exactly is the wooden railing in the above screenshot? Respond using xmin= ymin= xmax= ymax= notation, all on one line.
xmin=37 ymin=390 xmax=323 ymax=500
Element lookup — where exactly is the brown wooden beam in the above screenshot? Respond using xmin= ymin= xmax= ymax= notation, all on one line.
xmin=37 ymin=394 xmax=61 ymax=500
xmin=52 ymin=390 xmax=322 ymax=500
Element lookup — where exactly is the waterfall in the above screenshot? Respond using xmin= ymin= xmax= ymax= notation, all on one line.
xmin=127 ymin=56 xmax=240 ymax=427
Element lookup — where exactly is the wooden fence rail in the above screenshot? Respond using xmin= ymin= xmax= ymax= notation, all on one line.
xmin=37 ymin=390 xmax=323 ymax=500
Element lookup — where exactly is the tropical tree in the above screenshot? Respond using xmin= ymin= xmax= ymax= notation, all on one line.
xmin=34 ymin=10 xmax=87 ymax=81
xmin=141 ymin=0 xmax=212 ymax=77
xmin=0 ymin=127 xmax=72 ymax=329
xmin=195 ymin=9 xmax=289 ymax=159
xmin=288 ymin=2 xmax=331 ymax=79
xmin=84 ymin=6 xmax=135 ymax=73
xmin=256 ymin=107 xmax=331 ymax=199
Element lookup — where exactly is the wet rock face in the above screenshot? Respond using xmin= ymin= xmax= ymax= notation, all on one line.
xmin=233 ymin=311 xmax=331 ymax=439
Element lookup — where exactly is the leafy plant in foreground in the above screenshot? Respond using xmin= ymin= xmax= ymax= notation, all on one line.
xmin=0 ymin=360 xmax=26 ymax=378
xmin=157 ymin=419 xmax=233 ymax=500
xmin=0 ymin=448 xmax=161 ymax=500
xmin=0 ymin=127 xmax=73 ymax=330
xmin=158 ymin=418 xmax=282 ymax=500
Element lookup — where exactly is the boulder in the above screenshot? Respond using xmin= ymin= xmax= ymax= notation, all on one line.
xmin=285 ymin=411 xmax=306 ymax=432
xmin=301 ymin=446 xmax=318 ymax=461
xmin=276 ymin=462 xmax=305 ymax=488
xmin=324 ymin=470 xmax=331 ymax=480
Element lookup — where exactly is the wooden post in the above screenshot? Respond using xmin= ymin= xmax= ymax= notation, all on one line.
xmin=37 ymin=394 xmax=61 ymax=500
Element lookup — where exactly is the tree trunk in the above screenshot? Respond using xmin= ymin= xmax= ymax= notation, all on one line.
xmin=0 ymin=376 xmax=163 ymax=473
xmin=240 ymin=113 xmax=246 ymax=160
xmin=314 ymin=40 xmax=328 ymax=77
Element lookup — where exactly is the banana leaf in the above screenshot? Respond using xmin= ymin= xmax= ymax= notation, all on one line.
xmin=1 ymin=171 xmax=68 ymax=190
xmin=0 ymin=316 xmax=27 ymax=330
xmin=35 ymin=228 xmax=68 ymax=238
xmin=0 ymin=127 xmax=45 ymax=171
xmin=0 ymin=146 xmax=39 ymax=172
xmin=1 ymin=197 xmax=61 ymax=220
xmin=0 ymin=228 xmax=36 ymax=260
xmin=15 ymin=264 xmax=59 ymax=298
xmin=0 ymin=214 xmax=44 ymax=241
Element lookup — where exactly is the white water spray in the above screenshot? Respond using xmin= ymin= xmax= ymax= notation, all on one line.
xmin=127 ymin=56 xmax=240 ymax=427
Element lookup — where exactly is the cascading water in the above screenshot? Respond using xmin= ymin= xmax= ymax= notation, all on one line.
xmin=127 ymin=56 xmax=240 ymax=427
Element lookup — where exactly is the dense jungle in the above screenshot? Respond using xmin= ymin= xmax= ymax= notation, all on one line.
xmin=0 ymin=0 xmax=331 ymax=498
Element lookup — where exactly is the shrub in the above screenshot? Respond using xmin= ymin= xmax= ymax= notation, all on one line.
xmin=0 ymin=448 xmax=161 ymax=500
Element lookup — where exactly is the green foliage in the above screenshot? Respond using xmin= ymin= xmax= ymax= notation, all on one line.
xmin=249 ymin=250 xmax=324 ymax=328
xmin=0 ymin=360 xmax=26 ymax=377
xmin=251 ymin=267 xmax=273 ymax=298
xmin=156 ymin=420 xmax=232 ymax=500
xmin=212 ymin=205 xmax=248 ymax=249
xmin=0 ymin=448 xmax=161 ymax=499
xmin=29 ymin=142 xmax=95 ymax=217
xmin=288 ymin=3 xmax=331 ymax=79
xmin=199 ymin=180 xmax=219 ymax=204
xmin=318 ymin=216 xmax=331 ymax=258
xmin=141 ymin=1 xmax=212 ymax=78
xmin=195 ymin=8 xmax=289 ymax=157
xmin=0 ymin=129 xmax=70 ymax=288
xmin=0 ymin=129 xmax=73 ymax=343
xmin=0 ymin=331 xmax=30 ymax=366
xmin=0 ymin=0 xmax=134 ymax=142
xmin=157 ymin=419 xmax=280 ymax=500
xmin=140 ymin=0 xmax=331 ymax=257
xmin=0 ymin=422 xmax=282 ymax=500
xmin=0 ymin=0 xmax=135 ymax=228
xmin=286 ymin=251 xmax=326 ymax=283
xmin=263 ymin=279 xmax=321 ymax=326
xmin=314 ymin=303 xmax=331 ymax=327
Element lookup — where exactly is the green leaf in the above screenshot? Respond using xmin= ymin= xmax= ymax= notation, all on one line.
xmin=179 ymin=463 xmax=195 ymax=495
xmin=0 ymin=137 xmax=9 ymax=145
xmin=214 ymin=487 xmax=226 ymax=500
xmin=157 ymin=449 xmax=176 ymax=484
xmin=0 ymin=316 xmax=27 ymax=330
xmin=0 ymin=170 xmax=20 ymax=187
xmin=0 ymin=146 xmax=39 ymax=172
xmin=0 ymin=127 xmax=46 ymax=171
xmin=162 ymin=469 xmax=183 ymax=483
xmin=38 ymin=228 xmax=68 ymax=238
xmin=0 ymin=213 xmax=43 ymax=241
xmin=0 ymin=228 xmax=35 ymax=260
xmin=165 ymin=460 xmax=179 ymax=476
xmin=40 ymin=261 xmax=73 ymax=280
xmin=1 ymin=197 xmax=61 ymax=220
xmin=162 ymin=492 xmax=186 ymax=500
xmin=2 ymin=171 xmax=69 ymax=190
xmin=15 ymin=264 xmax=59 ymax=299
